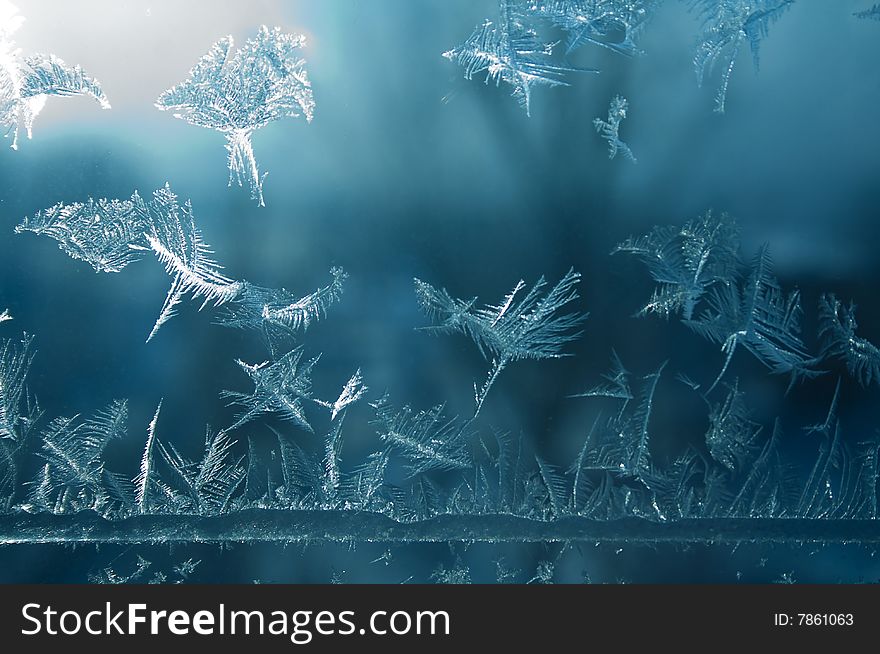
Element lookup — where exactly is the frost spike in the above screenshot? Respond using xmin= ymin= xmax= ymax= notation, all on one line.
xmin=0 ymin=333 xmax=37 ymax=443
xmin=316 ymin=368 xmax=368 ymax=421
xmin=135 ymin=401 xmax=162 ymax=513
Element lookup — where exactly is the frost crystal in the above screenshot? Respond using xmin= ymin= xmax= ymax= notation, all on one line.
xmin=89 ymin=555 xmax=153 ymax=584
xmin=156 ymin=26 xmax=315 ymax=206
xmin=797 ymin=382 xmax=878 ymax=520
xmin=222 ymin=347 xmax=320 ymax=433
xmin=819 ymin=294 xmax=880 ymax=387
xmin=16 ymin=193 xmax=149 ymax=273
xmin=618 ymin=214 xmax=817 ymax=389
xmin=527 ymin=0 xmax=657 ymax=56
xmin=132 ymin=402 xmax=247 ymax=516
xmin=571 ymin=350 xmax=633 ymax=402
xmin=17 ymin=185 xmax=342 ymax=343
xmin=17 ymin=185 xmax=242 ymax=341
xmin=0 ymin=333 xmax=38 ymax=444
xmin=34 ymin=400 xmax=129 ymax=514
xmin=574 ymin=360 xmax=665 ymax=483
xmin=443 ymin=0 xmax=594 ymax=116
xmin=317 ymin=369 xmax=368 ymax=421
xmin=134 ymin=402 xmax=162 ymax=514
xmin=686 ymin=245 xmax=817 ymax=391
xmin=155 ymin=428 xmax=246 ymax=516
xmin=415 ymin=268 xmax=585 ymax=416
xmin=705 ymin=380 xmax=761 ymax=472
xmin=371 ymin=395 xmax=472 ymax=476
xmin=216 ymin=267 xmax=346 ymax=335
xmin=689 ymin=0 xmax=794 ymax=113
xmin=594 ymin=95 xmax=636 ymax=162
xmin=0 ymin=1 xmax=109 ymax=149
xmin=143 ymin=186 xmax=243 ymax=341
xmin=613 ymin=211 xmax=739 ymax=319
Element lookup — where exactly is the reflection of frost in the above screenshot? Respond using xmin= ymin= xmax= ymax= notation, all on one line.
xmin=89 ymin=554 xmax=201 ymax=584
xmin=156 ymin=26 xmax=315 ymax=207
xmin=0 ymin=1 xmax=110 ymax=149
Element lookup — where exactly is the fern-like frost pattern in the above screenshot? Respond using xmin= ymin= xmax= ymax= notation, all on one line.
xmin=819 ymin=294 xmax=880 ymax=387
xmin=688 ymin=0 xmax=794 ymax=112
xmin=0 ymin=1 xmax=110 ymax=149
xmin=415 ymin=268 xmax=586 ymax=417
xmin=443 ymin=0 xmax=595 ymax=116
xmin=527 ymin=0 xmax=656 ymax=57
xmin=1 ymin=247 xmax=879 ymax=547
xmin=16 ymin=185 xmax=343 ymax=342
xmin=2 ymin=6 xmax=880 ymax=578
xmin=155 ymin=26 xmax=315 ymax=206
xmin=613 ymin=210 xmax=738 ymax=319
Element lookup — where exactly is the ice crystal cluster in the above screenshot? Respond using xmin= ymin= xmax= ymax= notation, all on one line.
xmin=615 ymin=211 xmax=818 ymax=391
xmin=442 ymin=0 xmax=596 ymax=116
xmin=6 ymin=202 xmax=880 ymax=543
xmin=0 ymin=1 xmax=110 ymax=148
xmin=415 ymin=268 xmax=585 ymax=417
xmin=156 ymin=26 xmax=315 ymax=207
xmin=444 ymin=0 xmax=798 ymax=115
xmin=688 ymin=0 xmax=794 ymax=113
xmin=527 ymin=0 xmax=656 ymax=57
xmin=15 ymin=185 xmax=343 ymax=343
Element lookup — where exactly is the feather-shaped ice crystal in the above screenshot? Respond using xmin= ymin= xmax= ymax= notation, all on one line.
xmin=156 ymin=26 xmax=315 ymax=206
xmin=1 ymin=1 xmax=110 ymax=149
